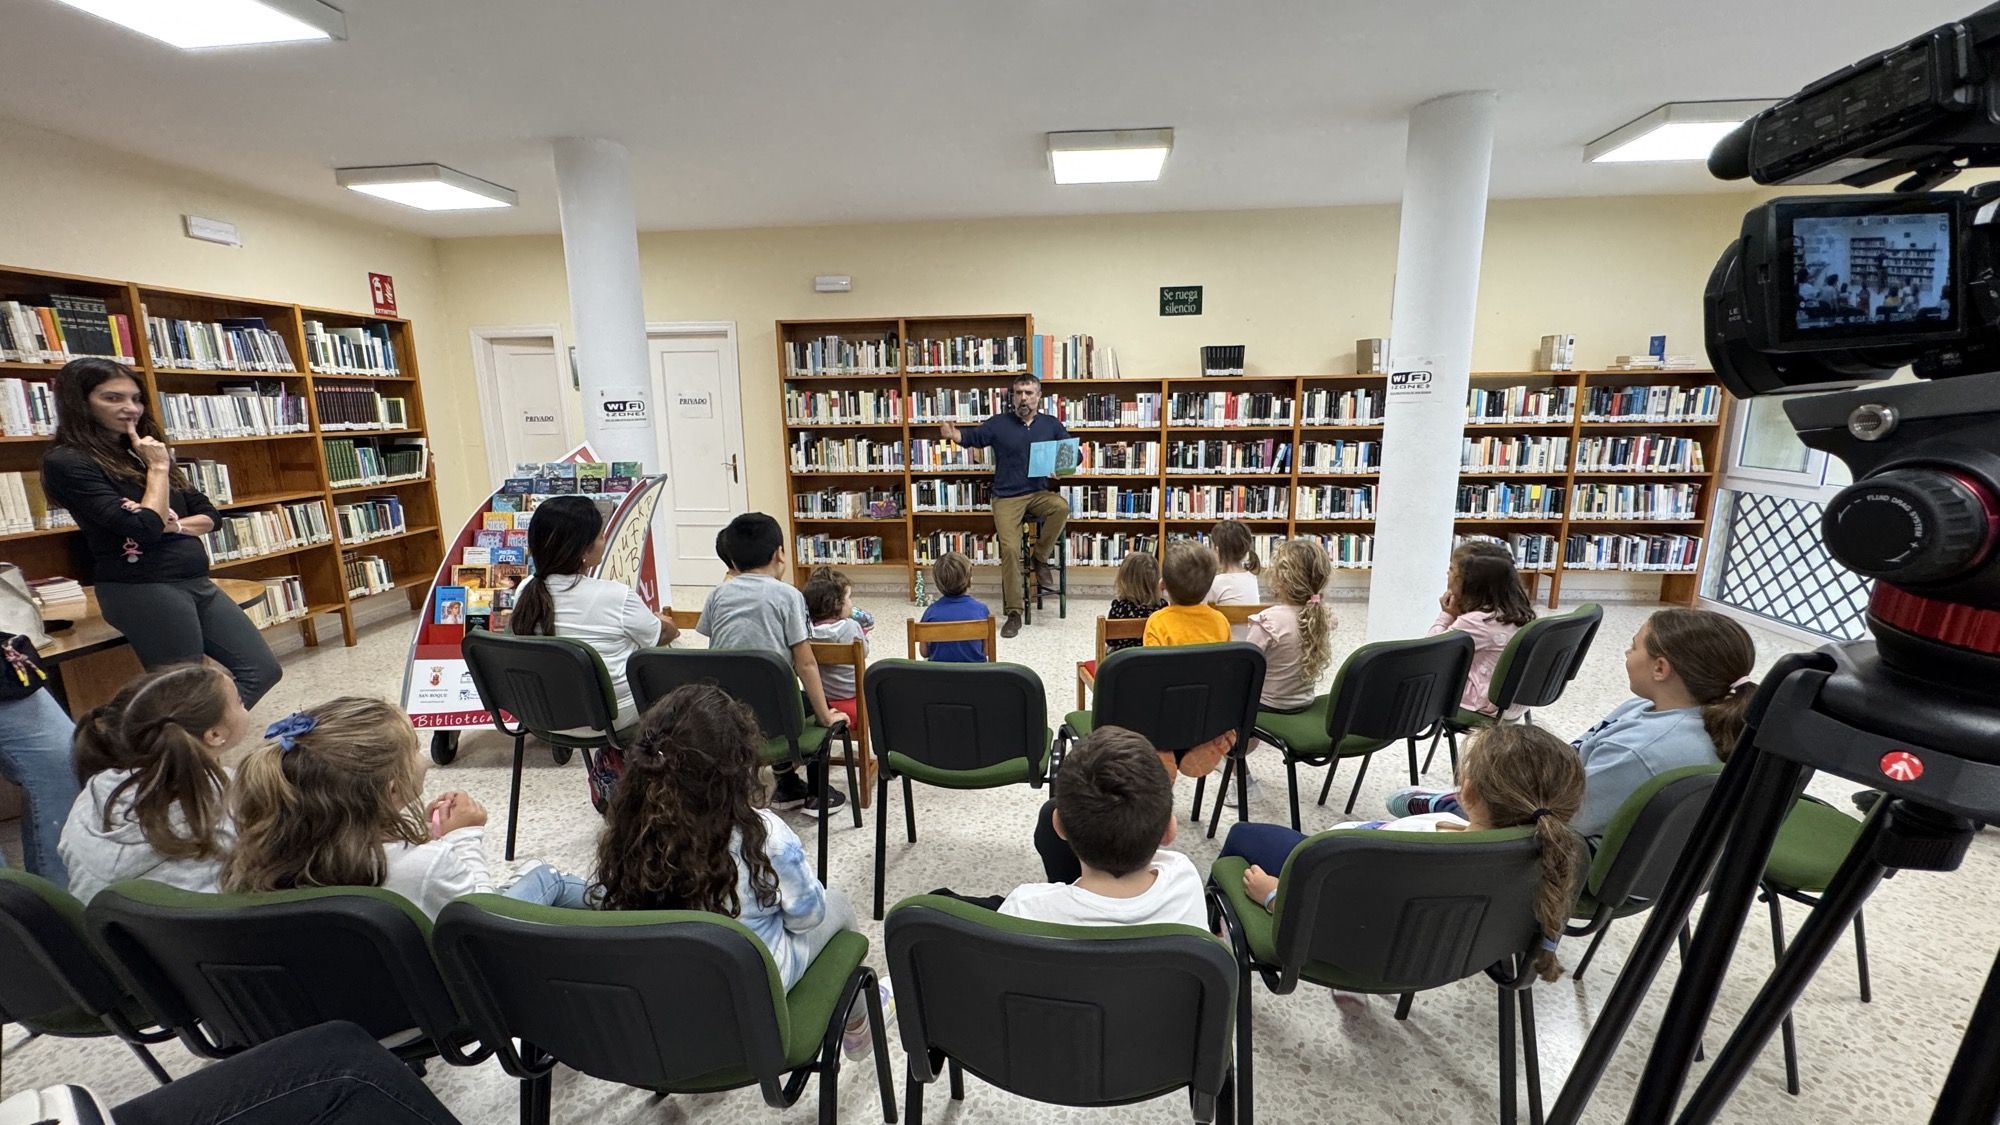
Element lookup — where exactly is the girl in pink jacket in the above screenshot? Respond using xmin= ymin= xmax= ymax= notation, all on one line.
xmin=1428 ymin=546 xmax=1536 ymax=718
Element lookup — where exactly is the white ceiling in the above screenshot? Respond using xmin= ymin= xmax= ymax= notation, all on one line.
xmin=0 ymin=0 xmax=1975 ymax=238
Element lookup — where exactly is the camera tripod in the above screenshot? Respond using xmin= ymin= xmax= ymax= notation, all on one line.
xmin=1547 ymin=639 xmax=2000 ymax=1125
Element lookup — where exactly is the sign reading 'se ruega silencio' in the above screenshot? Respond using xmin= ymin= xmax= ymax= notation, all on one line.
xmin=1160 ymin=286 xmax=1203 ymax=316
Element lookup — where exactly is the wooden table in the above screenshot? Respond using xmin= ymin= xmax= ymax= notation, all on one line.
xmin=37 ymin=578 xmax=266 ymax=717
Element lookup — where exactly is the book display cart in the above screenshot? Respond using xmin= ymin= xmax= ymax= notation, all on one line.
xmin=0 ymin=264 xmax=445 ymax=647
xmin=779 ymin=314 xmax=1730 ymax=608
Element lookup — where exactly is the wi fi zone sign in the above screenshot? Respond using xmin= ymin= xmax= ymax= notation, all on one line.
xmin=1387 ymin=369 xmax=1435 ymax=400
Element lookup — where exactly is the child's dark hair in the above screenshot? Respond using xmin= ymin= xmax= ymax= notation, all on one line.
xmin=717 ymin=513 xmax=785 ymax=572
xmin=70 ymin=665 xmax=233 ymax=861
xmin=592 ymin=684 xmax=779 ymax=915
xmin=804 ymin=567 xmax=851 ymax=622
xmin=1055 ymin=726 xmax=1170 ymax=878
xmin=1161 ymin=542 xmax=1217 ymax=605
xmin=510 ymin=495 xmax=603 ymax=638
xmin=1643 ymin=608 xmax=1757 ymax=759
xmin=1209 ymin=520 xmax=1261 ymax=574
xmin=1113 ymin=551 xmax=1161 ymax=605
xmin=1450 ymin=551 xmax=1536 ymax=627
xmin=931 ymin=551 xmax=973 ymax=597
xmin=1452 ymin=538 xmax=1515 ymax=566
xmin=1458 ymin=724 xmax=1586 ymax=982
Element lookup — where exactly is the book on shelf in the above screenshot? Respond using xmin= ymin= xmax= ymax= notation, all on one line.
xmin=491 ymin=546 xmax=525 ymax=564
xmin=453 ymin=565 xmax=490 ymax=588
xmin=0 ymin=471 xmax=73 ymax=533
xmin=1029 ymin=334 xmax=1117 ymax=380
xmin=1607 ymin=354 xmax=1701 ymax=371
xmin=1199 ymin=345 xmax=1246 ymax=376
xmin=1460 ymin=435 xmax=1570 ymax=474
xmin=1537 ymin=334 xmax=1576 ymax=372
xmin=784 ymin=387 xmax=903 ymax=425
xmin=1060 ymin=484 xmax=1160 ymax=519
xmin=434 ymin=585 xmax=467 ymax=625
xmin=1583 ymin=383 xmax=1721 ymax=423
xmin=1570 ymin=483 xmax=1702 ymax=521
xmin=27 ymin=575 xmax=84 ymax=602
xmin=244 ymin=575 xmax=310 ymax=627
xmin=1064 ymin=531 xmax=1160 ymax=567
xmin=1075 ymin=440 xmax=1159 ymax=475
xmin=322 ymin=437 xmax=429 ymax=489
xmin=1167 ymin=391 xmax=1294 ymax=427
xmin=1356 ymin=337 xmax=1390 ymax=375
xmin=1166 ymin=438 xmax=1292 ymax=474
xmin=1563 ymin=533 xmax=1702 ymax=572
xmin=907 ymin=334 xmax=1026 ymax=374
xmin=0 ymin=296 xmax=136 ymax=364
xmin=1045 ymin=391 xmax=1160 ymax=428
xmin=174 ymin=458 xmax=233 ymax=503
xmin=304 ymin=320 xmax=399 ymax=376
xmin=1310 ymin=532 xmax=1376 ymax=569
xmin=1455 ymin=482 xmax=1566 ymax=519
xmin=157 ymin=383 xmax=310 ymax=439
xmin=1575 ymin=434 xmax=1707 ymax=473
xmin=1293 ymin=484 xmax=1375 ymax=520
xmin=1163 ymin=484 xmax=1288 ymax=520
xmin=794 ymin=487 xmax=904 ymax=519
xmin=344 ymin=554 xmax=396 ymax=597
xmin=785 ymin=331 xmax=899 ymax=376
xmin=1298 ymin=440 xmax=1382 ymax=474
xmin=462 ymin=545 xmax=492 ymax=565
xmin=911 ymin=478 xmax=992 ymax=513
xmin=199 ymin=501 xmax=331 ymax=562
xmin=1455 ymin=532 xmax=1559 ymax=572
xmin=916 ymin=530 xmax=1001 ymax=564
xmin=0 ymin=378 xmax=58 ymax=436
xmin=1467 ymin=384 xmax=1575 ymax=424
xmin=795 ymin=534 xmax=887 ymax=566
xmin=313 ymin=383 xmax=409 ymax=430
xmin=334 ymin=495 xmax=408 ymax=542
xmin=790 ymin=434 xmax=906 ymax=472
xmin=906 ymin=439 xmax=991 ymax=471
xmin=145 ymin=315 xmax=296 ymax=372
xmin=1302 ymin=387 xmax=1383 ymax=425
xmin=1177 ymin=528 xmax=1288 ymax=565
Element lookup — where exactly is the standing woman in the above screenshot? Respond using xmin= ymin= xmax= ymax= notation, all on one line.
xmin=41 ymin=358 xmax=282 ymax=706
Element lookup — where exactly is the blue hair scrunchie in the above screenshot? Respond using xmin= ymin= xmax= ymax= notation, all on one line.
xmin=265 ymin=712 xmax=317 ymax=751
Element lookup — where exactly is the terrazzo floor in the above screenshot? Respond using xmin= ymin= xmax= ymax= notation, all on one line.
xmin=6 ymin=582 xmax=1997 ymax=1124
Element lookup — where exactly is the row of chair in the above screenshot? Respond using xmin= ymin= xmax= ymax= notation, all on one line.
xmin=0 ymin=756 xmax=1872 ymax=1121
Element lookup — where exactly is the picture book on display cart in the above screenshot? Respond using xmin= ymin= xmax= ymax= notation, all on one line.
xmin=400 ymin=444 xmax=666 ymax=758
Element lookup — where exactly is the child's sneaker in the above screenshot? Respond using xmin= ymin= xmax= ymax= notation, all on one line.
xmin=843 ymin=980 xmax=895 ymax=1060
xmin=803 ymin=787 xmax=849 ymax=818
xmin=770 ymin=770 xmax=813 ymax=810
xmin=1387 ymin=787 xmax=1447 ymax=818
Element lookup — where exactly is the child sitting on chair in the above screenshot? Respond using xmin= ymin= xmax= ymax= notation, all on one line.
xmin=1104 ymin=550 xmax=1165 ymax=656
xmin=1142 ymin=542 xmax=1234 ymax=778
xmin=805 ymin=567 xmax=868 ymax=729
xmin=917 ymin=551 xmax=990 ymax=662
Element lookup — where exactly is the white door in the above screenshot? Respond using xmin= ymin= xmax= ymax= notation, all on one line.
xmin=480 ymin=336 xmax=577 ymax=480
xmin=648 ymin=326 xmax=749 ymax=587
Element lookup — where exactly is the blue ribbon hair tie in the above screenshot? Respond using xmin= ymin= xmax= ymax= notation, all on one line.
xmin=265 ymin=712 xmax=317 ymax=751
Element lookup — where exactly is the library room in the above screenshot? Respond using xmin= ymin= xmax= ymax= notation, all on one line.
xmin=1 ymin=3 xmax=1996 ymax=1123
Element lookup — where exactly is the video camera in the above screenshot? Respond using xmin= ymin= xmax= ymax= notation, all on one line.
xmin=1700 ymin=2 xmax=2000 ymax=684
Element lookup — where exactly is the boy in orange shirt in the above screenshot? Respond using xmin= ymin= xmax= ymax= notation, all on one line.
xmin=1141 ymin=541 xmax=1234 ymax=776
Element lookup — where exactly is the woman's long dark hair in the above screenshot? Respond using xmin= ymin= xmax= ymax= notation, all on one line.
xmin=591 ymin=684 xmax=778 ymax=915
xmin=509 ymin=495 xmax=604 ymax=637
xmin=51 ymin=357 xmax=185 ymax=486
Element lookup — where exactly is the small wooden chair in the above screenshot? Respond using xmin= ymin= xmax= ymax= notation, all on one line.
xmin=1214 ymin=602 xmax=1272 ymax=629
xmin=809 ymin=637 xmax=876 ymax=810
xmin=1075 ymin=616 xmax=1149 ymax=710
xmin=906 ymin=617 xmax=998 ymax=662
xmin=663 ymin=607 xmax=703 ymax=633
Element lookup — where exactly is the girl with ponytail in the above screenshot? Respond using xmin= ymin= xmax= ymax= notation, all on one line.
xmin=60 ymin=665 xmax=249 ymax=903
xmin=223 ymin=697 xmax=589 ymax=919
xmin=509 ymin=494 xmax=676 ymax=726
xmin=1248 ymin=539 xmax=1336 ymax=711
xmin=1227 ymin=724 xmax=1586 ymax=980
xmin=1390 ymin=607 xmax=1757 ymax=841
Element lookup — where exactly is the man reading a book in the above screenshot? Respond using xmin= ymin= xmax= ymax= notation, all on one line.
xmin=938 ymin=374 xmax=1070 ymax=638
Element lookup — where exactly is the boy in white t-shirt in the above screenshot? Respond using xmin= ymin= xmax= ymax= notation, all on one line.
xmin=998 ymin=726 xmax=1208 ymax=929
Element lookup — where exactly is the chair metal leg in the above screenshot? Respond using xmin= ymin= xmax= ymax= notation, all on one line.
xmin=816 ymin=753 xmax=831 ymax=884
xmin=125 ymin=1038 xmax=172 ymax=1085
xmin=1191 ymin=771 xmax=1210 ymax=823
xmin=1207 ymin=748 xmax=1243 ymax=839
xmin=1854 ymin=907 xmax=1872 ymax=1003
xmin=1499 ymin=984 xmax=1519 ymax=1125
xmin=1405 ymin=735 xmax=1420 ymax=786
xmin=843 ymin=730 xmax=862 ymax=829
xmin=905 ymin=1062 xmax=925 ymax=1125
xmin=1343 ymin=753 xmax=1374 ymax=815
xmin=874 ymin=769 xmax=891 ymax=920
xmin=865 ymin=971 xmax=898 ymax=1123
xmin=505 ymin=732 xmax=526 ymax=861
xmin=1286 ymin=757 xmax=1303 ymax=833
xmin=1317 ymin=756 xmax=1338 ymax=807
xmin=1447 ymin=726 xmax=1461 ymax=782
xmin=1765 ymin=888 xmax=1802 ymax=1095
xmin=903 ymin=776 xmax=917 ymax=843
xmin=948 ymin=1057 xmax=965 ymax=1101
xmin=1236 ymin=960 xmax=1256 ymax=1125
xmin=818 ymin=1037 xmax=840 ymax=1125
xmin=1574 ymin=921 xmax=1613 ymax=979
xmin=1522 ymin=988 xmax=1544 ymax=1125
xmin=1394 ymin=992 xmax=1415 ymax=1021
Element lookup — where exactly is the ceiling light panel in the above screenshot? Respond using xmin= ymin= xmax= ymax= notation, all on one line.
xmin=49 ymin=0 xmax=345 ymax=49
xmin=1048 ymin=128 xmax=1175 ymax=184
xmin=335 ymin=164 xmax=518 ymax=211
xmin=1586 ymin=101 xmax=1774 ymax=164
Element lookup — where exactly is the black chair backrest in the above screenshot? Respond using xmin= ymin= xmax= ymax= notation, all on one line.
xmin=886 ymin=895 xmax=1236 ymax=1113
xmin=864 ymin=660 xmax=1050 ymax=780
xmin=1273 ymin=828 xmax=1542 ymax=993
xmin=1585 ymin=766 xmax=1721 ymax=911
xmin=461 ymin=630 xmax=618 ymax=736
xmin=1092 ymin=642 xmax=1265 ymax=750
xmin=628 ymin=647 xmax=803 ymax=741
xmin=435 ymin=895 xmax=793 ymax=1104
xmin=0 ymin=869 xmax=130 ymax=1029
xmin=1492 ymin=602 xmax=1604 ymax=712
xmin=85 ymin=881 xmax=469 ymax=1060
xmin=1324 ymin=632 xmax=1474 ymax=742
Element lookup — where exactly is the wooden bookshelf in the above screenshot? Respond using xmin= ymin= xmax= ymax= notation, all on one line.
xmin=775 ymin=318 xmax=1729 ymax=606
xmin=0 ymin=264 xmax=445 ymax=646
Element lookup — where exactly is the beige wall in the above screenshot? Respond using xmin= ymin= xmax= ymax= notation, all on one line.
xmin=0 ymin=118 xmax=481 ymax=514
xmin=435 ymin=191 xmax=1757 ymax=519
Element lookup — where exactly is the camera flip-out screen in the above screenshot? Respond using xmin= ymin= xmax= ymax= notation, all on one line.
xmin=1778 ymin=201 xmax=1959 ymax=345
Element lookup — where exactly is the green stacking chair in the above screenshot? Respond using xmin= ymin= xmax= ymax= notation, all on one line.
xmin=862 ymin=660 xmax=1052 ymax=919
xmin=462 ymin=630 xmax=629 ymax=860
xmin=0 ymin=868 xmax=174 ymax=1087
xmin=1423 ymin=603 xmax=1603 ymax=777
xmin=435 ymin=894 xmax=894 ymax=1125
xmin=885 ymin=895 xmax=1236 ymax=1124
xmin=1210 ymin=827 xmax=1549 ymax=1125
xmin=1239 ymin=633 xmax=1472 ymax=831
xmin=1762 ymin=796 xmax=1872 ymax=1096
xmin=85 ymin=880 xmax=487 ymax=1068
xmin=1567 ymin=765 xmax=1722 ymax=978
xmin=628 ymin=647 xmax=860 ymax=883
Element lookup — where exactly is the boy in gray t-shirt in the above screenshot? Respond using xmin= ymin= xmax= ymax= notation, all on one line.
xmin=699 ymin=513 xmax=846 ymax=815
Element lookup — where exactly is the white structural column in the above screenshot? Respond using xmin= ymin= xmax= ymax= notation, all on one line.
xmin=552 ymin=137 xmax=655 ymax=468
xmin=1368 ymin=91 xmax=1498 ymax=641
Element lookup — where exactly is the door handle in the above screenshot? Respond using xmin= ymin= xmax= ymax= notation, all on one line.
xmin=724 ymin=454 xmax=739 ymax=483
